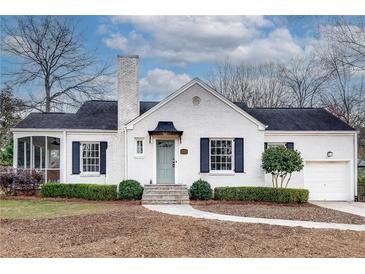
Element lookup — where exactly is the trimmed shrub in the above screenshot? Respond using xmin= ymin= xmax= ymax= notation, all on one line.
xmin=214 ymin=186 xmax=309 ymax=203
xmin=190 ymin=179 xmax=212 ymax=200
xmin=118 ymin=180 xmax=143 ymax=200
xmin=41 ymin=183 xmax=117 ymax=200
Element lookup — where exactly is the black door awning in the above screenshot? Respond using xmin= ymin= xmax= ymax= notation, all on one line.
xmin=148 ymin=121 xmax=183 ymax=142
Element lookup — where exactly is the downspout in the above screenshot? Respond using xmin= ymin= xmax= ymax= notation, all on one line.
xmin=354 ymin=131 xmax=358 ymax=201
xmin=117 ymin=126 xmax=128 ymax=199
xmin=124 ymin=125 xmax=128 ymax=180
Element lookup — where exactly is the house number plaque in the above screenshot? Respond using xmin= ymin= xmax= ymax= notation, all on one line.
xmin=180 ymin=148 xmax=188 ymax=155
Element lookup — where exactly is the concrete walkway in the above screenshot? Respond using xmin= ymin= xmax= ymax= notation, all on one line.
xmin=310 ymin=201 xmax=365 ymax=217
xmin=143 ymin=204 xmax=365 ymax=231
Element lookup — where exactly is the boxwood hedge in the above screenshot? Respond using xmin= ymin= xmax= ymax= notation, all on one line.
xmin=214 ymin=186 xmax=309 ymax=203
xmin=41 ymin=183 xmax=118 ymax=200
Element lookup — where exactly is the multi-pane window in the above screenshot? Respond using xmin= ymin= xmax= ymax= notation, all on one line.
xmin=81 ymin=143 xmax=100 ymax=173
xmin=210 ymin=139 xmax=233 ymax=171
xmin=136 ymin=139 xmax=144 ymax=155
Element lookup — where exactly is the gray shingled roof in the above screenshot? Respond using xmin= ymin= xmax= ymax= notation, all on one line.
xmin=244 ymin=107 xmax=354 ymax=131
xmin=14 ymin=100 xmax=355 ymax=131
xmin=15 ymin=101 xmax=118 ymax=130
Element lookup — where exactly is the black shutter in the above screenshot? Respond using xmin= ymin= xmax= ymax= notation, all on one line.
xmin=100 ymin=142 xmax=108 ymax=174
xmin=286 ymin=142 xmax=294 ymax=150
xmin=200 ymin=138 xmax=209 ymax=173
xmin=234 ymin=138 xmax=244 ymax=173
xmin=72 ymin=141 xmax=80 ymax=174
xmin=264 ymin=142 xmax=268 ymax=150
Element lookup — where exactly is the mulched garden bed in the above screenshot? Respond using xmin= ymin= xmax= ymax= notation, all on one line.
xmin=0 ymin=195 xmax=141 ymax=205
xmin=1 ymin=203 xmax=364 ymax=258
xmin=191 ymin=200 xmax=365 ymax=225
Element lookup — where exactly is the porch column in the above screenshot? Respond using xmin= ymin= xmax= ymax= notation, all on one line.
xmin=62 ymin=131 xmax=67 ymax=184
xmin=45 ymin=136 xmax=48 ymax=184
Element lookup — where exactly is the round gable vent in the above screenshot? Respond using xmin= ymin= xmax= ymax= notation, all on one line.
xmin=192 ymin=96 xmax=201 ymax=106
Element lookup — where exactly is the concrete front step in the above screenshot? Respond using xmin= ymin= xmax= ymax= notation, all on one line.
xmin=143 ymin=190 xmax=188 ymax=194
xmin=144 ymin=184 xmax=187 ymax=186
xmin=143 ymin=200 xmax=190 ymax=205
xmin=142 ymin=184 xmax=189 ymax=204
xmin=144 ymin=185 xmax=187 ymax=189
xmin=142 ymin=195 xmax=189 ymax=201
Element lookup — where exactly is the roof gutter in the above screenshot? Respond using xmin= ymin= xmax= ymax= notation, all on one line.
xmin=265 ymin=130 xmax=357 ymax=136
xmin=10 ymin=128 xmax=117 ymax=133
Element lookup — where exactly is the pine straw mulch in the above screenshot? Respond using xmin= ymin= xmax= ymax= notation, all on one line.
xmin=191 ymin=200 xmax=365 ymax=225
xmin=1 ymin=202 xmax=365 ymax=258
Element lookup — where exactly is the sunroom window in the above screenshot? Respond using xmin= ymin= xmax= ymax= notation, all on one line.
xmin=16 ymin=136 xmax=60 ymax=182
xmin=210 ymin=139 xmax=233 ymax=171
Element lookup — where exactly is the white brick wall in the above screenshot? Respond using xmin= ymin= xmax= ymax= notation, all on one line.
xmin=126 ymin=83 xmax=266 ymax=188
xmin=118 ymin=55 xmax=140 ymax=129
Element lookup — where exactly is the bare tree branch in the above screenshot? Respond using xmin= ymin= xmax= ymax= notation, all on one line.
xmin=208 ymin=60 xmax=288 ymax=107
xmin=1 ymin=16 xmax=113 ymax=112
xmin=279 ymin=55 xmax=330 ymax=107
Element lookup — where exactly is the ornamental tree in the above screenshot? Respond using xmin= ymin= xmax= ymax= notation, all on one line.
xmin=261 ymin=145 xmax=304 ymax=188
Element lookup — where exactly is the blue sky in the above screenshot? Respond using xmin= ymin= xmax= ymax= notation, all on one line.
xmin=0 ymin=15 xmax=359 ymax=101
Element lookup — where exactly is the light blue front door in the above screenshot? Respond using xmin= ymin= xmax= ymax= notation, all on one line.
xmin=156 ymin=140 xmax=175 ymax=184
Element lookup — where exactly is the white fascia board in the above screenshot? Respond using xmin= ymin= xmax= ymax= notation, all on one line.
xmin=126 ymin=78 xmax=267 ymax=130
xmin=265 ymin=130 xmax=357 ymax=136
xmin=11 ymin=128 xmax=117 ymax=133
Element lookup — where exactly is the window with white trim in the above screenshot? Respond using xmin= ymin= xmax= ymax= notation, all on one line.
xmin=81 ymin=142 xmax=100 ymax=173
xmin=136 ymin=138 xmax=144 ymax=156
xmin=210 ymin=139 xmax=233 ymax=171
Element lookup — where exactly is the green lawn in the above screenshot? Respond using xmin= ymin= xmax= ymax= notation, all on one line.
xmin=0 ymin=199 xmax=120 ymax=220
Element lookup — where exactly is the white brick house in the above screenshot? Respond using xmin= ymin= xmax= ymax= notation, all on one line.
xmin=12 ymin=56 xmax=358 ymax=201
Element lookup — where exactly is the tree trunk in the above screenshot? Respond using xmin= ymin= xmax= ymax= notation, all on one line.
xmin=285 ymin=173 xmax=292 ymax=188
xmin=45 ymin=78 xmax=51 ymax=112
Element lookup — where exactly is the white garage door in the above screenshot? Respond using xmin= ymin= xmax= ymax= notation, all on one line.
xmin=304 ymin=161 xmax=351 ymax=201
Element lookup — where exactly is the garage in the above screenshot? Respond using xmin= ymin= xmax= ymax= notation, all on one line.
xmin=304 ymin=161 xmax=352 ymax=201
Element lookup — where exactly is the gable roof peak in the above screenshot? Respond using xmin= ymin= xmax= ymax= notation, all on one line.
xmin=126 ymin=76 xmax=266 ymax=130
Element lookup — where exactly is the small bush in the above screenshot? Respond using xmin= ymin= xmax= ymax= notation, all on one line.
xmin=190 ymin=179 xmax=212 ymax=200
xmin=118 ymin=180 xmax=143 ymax=200
xmin=41 ymin=183 xmax=117 ymax=200
xmin=359 ymin=175 xmax=365 ymax=200
xmin=359 ymin=175 xmax=365 ymax=187
xmin=214 ymin=186 xmax=309 ymax=203
xmin=0 ymin=168 xmax=43 ymax=195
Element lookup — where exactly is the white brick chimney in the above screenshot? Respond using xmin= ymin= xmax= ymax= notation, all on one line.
xmin=118 ymin=55 xmax=140 ymax=130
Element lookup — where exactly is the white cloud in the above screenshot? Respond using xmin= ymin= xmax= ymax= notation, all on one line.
xmin=140 ymin=68 xmax=191 ymax=100
xmin=229 ymin=28 xmax=303 ymax=63
xmin=103 ymin=33 xmax=128 ymax=51
xmin=101 ymin=16 xmax=307 ymax=65
xmin=97 ymin=24 xmax=109 ymax=35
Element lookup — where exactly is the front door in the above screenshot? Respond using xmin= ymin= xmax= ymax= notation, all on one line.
xmin=156 ymin=140 xmax=175 ymax=184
